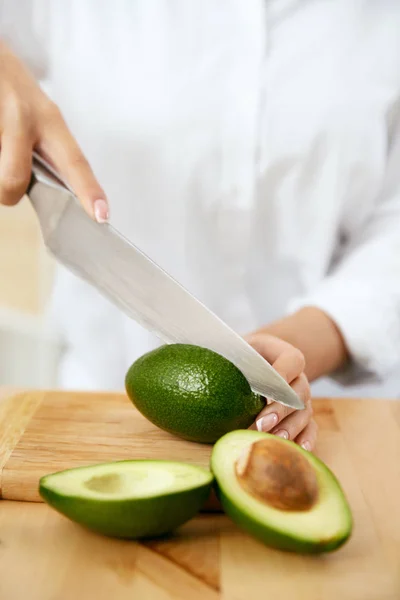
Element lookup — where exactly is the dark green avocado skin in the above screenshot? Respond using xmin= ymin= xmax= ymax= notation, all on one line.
xmin=125 ymin=344 xmax=265 ymax=444
xmin=39 ymin=462 xmax=213 ymax=540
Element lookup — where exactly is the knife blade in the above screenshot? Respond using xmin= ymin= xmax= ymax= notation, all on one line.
xmin=27 ymin=153 xmax=303 ymax=409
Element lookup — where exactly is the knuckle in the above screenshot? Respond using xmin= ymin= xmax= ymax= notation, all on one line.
xmin=68 ymin=150 xmax=90 ymax=171
xmin=39 ymin=100 xmax=63 ymax=125
xmin=3 ymin=88 xmax=22 ymax=109
xmin=4 ymin=94 xmax=33 ymax=132
xmin=299 ymin=371 xmax=310 ymax=388
xmin=294 ymin=372 xmax=311 ymax=406
xmin=5 ymin=88 xmax=28 ymax=112
xmin=292 ymin=348 xmax=306 ymax=372
xmin=281 ymin=404 xmax=295 ymax=420
xmin=303 ymin=401 xmax=312 ymax=420
xmin=303 ymin=379 xmax=312 ymax=402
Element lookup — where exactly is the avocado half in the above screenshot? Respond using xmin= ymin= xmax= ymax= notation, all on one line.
xmin=211 ymin=430 xmax=352 ymax=553
xmin=39 ymin=460 xmax=213 ymax=539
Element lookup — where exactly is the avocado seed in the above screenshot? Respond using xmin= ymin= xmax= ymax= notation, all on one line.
xmin=235 ymin=438 xmax=319 ymax=511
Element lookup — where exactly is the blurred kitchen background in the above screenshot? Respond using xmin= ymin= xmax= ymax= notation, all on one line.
xmin=0 ymin=199 xmax=61 ymax=387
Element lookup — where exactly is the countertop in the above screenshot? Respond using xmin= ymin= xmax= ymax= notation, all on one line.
xmin=0 ymin=389 xmax=399 ymax=600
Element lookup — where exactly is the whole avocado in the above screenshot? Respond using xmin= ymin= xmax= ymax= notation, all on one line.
xmin=125 ymin=344 xmax=265 ymax=444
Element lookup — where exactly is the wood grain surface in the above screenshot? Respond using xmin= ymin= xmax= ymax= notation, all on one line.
xmin=0 ymin=389 xmax=399 ymax=599
xmin=0 ymin=390 xmax=212 ymax=502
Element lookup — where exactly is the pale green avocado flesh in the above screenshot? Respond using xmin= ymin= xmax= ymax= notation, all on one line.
xmin=39 ymin=460 xmax=213 ymax=539
xmin=211 ymin=430 xmax=353 ymax=554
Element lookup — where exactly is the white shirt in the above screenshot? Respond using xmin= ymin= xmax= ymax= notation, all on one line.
xmin=2 ymin=0 xmax=400 ymax=397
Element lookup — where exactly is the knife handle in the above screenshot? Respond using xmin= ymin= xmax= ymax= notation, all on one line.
xmin=28 ymin=152 xmax=74 ymax=196
xmin=27 ymin=152 xmax=79 ymax=239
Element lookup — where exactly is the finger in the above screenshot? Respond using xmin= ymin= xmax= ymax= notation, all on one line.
xmin=38 ymin=103 xmax=108 ymax=221
xmin=0 ymin=130 xmax=33 ymax=205
xmin=251 ymin=402 xmax=295 ymax=432
xmin=271 ymin=397 xmax=313 ymax=441
xmin=246 ymin=333 xmax=305 ymax=384
xmin=252 ymin=373 xmax=310 ymax=432
xmin=246 ymin=333 xmax=296 ymax=365
xmin=295 ymin=419 xmax=318 ymax=451
xmin=271 ymin=347 xmax=306 ymax=384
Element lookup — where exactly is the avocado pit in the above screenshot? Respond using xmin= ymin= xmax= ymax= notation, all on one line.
xmin=235 ymin=438 xmax=319 ymax=511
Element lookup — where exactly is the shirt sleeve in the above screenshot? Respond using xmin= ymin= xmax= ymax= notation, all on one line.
xmin=288 ymin=107 xmax=400 ymax=386
xmin=0 ymin=0 xmax=48 ymax=79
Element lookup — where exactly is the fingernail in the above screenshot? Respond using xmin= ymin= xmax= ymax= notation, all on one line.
xmin=94 ymin=199 xmax=109 ymax=223
xmin=301 ymin=441 xmax=311 ymax=451
xmin=275 ymin=430 xmax=289 ymax=440
xmin=256 ymin=413 xmax=278 ymax=432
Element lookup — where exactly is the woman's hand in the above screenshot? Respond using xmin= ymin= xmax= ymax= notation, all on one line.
xmin=246 ymin=332 xmax=318 ymax=451
xmin=0 ymin=41 xmax=108 ymax=221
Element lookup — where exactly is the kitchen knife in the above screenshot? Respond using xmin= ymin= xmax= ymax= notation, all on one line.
xmin=27 ymin=153 xmax=304 ymax=409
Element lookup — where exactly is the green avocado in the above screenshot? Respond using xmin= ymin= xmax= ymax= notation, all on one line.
xmin=39 ymin=460 xmax=213 ymax=539
xmin=125 ymin=344 xmax=265 ymax=444
xmin=211 ymin=430 xmax=352 ymax=553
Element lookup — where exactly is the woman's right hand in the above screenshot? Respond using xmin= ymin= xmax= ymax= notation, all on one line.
xmin=0 ymin=41 xmax=108 ymax=222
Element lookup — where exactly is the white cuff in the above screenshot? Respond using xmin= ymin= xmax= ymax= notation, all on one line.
xmin=287 ymin=278 xmax=400 ymax=386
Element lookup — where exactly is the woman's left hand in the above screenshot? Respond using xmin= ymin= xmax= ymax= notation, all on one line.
xmin=245 ymin=332 xmax=317 ymax=451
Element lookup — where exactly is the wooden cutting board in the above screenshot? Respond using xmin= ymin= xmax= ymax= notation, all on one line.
xmin=0 ymin=390 xmax=214 ymax=503
xmin=0 ymin=390 xmax=399 ymax=600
